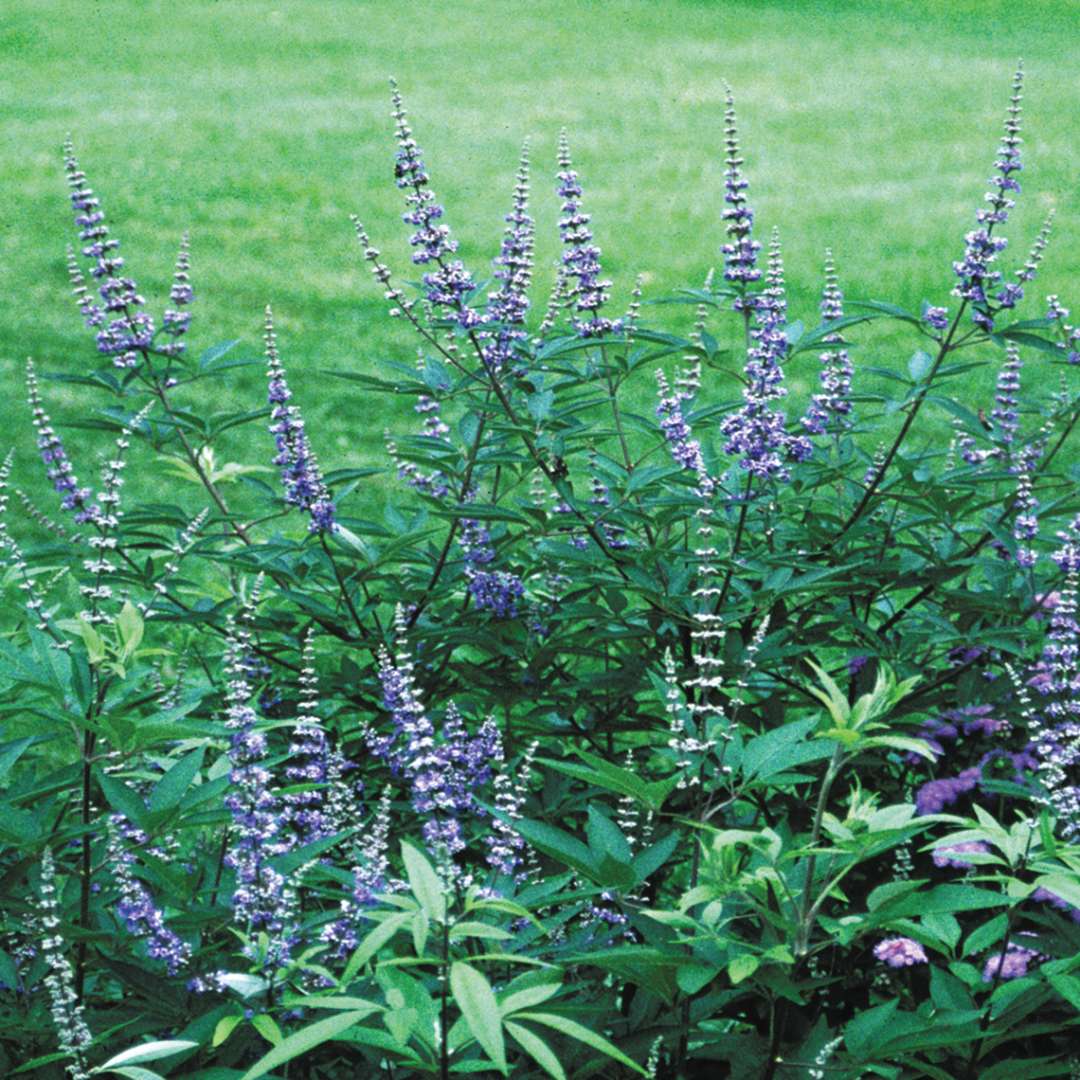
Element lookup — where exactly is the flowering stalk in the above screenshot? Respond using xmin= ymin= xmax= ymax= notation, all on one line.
xmin=802 ymin=251 xmax=853 ymax=435
xmin=106 ymin=815 xmax=191 ymax=975
xmin=719 ymin=231 xmax=811 ymax=480
xmin=264 ymin=307 xmax=336 ymax=534
xmin=38 ymin=848 xmax=93 ymax=1080
xmin=557 ymin=131 xmax=619 ymax=338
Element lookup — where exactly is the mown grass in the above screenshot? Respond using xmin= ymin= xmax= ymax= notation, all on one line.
xmin=0 ymin=0 xmax=1077 ymax=517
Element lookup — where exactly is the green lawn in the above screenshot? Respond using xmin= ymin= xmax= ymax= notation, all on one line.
xmin=1 ymin=0 xmax=1077 ymax=513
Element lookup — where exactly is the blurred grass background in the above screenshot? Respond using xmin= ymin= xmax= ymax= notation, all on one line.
xmin=0 ymin=0 xmax=1077 ymax=516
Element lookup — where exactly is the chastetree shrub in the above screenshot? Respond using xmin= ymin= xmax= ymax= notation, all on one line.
xmin=1 ymin=62 xmax=1079 ymax=1079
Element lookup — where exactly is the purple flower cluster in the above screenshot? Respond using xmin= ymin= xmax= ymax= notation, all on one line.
xmin=587 ymin=461 xmax=630 ymax=551
xmin=951 ymin=65 xmax=1024 ymax=331
xmin=264 ymin=307 xmax=336 ymax=534
xmin=656 ymin=369 xmax=713 ymax=496
xmin=26 ymin=360 xmax=100 ymax=524
xmin=719 ymin=233 xmax=812 ymax=480
xmin=873 ymin=936 xmax=928 ymax=968
xmin=64 ymin=141 xmax=152 ymax=368
xmin=391 ymin=84 xmax=479 ymax=327
xmin=802 ymin=251 xmax=853 ymax=434
xmin=478 ymin=146 xmax=534 ymax=369
xmin=557 ymin=131 xmax=620 ymax=338
xmin=1032 ymin=886 xmax=1080 ymax=923
xmin=283 ymin=635 xmax=359 ymax=847
xmin=982 ymin=941 xmax=1041 ymax=982
xmin=720 ymin=87 xmax=761 ymax=291
xmin=460 ymin=516 xmax=525 ymax=619
xmin=373 ymin=611 xmax=498 ymax=858
xmin=107 ymin=815 xmax=191 ymax=975
xmin=923 ymin=305 xmax=950 ymax=332
xmin=221 ymin=601 xmax=296 ymax=964
xmin=322 ymin=787 xmax=396 ymax=958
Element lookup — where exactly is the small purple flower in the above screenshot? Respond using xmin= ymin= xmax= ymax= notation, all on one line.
xmin=923 ymin=306 xmax=950 ymax=331
xmin=915 ymin=768 xmax=980 ymax=815
xmin=847 ymin=654 xmax=869 ymax=676
xmin=479 ymin=144 xmax=534 ymax=370
xmin=26 ymin=360 xmax=101 ymax=524
xmin=107 ymin=815 xmax=191 ymax=975
xmin=982 ymin=942 xmax=1041 ymax=982
xmin=1032 ymin=886 xmax=1080 ymax=923
xmin=873 ymin=936 xmax=928 ymax=968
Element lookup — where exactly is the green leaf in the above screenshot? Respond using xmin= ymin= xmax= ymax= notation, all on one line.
xmin=515 ymin=1012 xmax=646 ymax=1075
xmin=401 ymin=841 xmax=447 ymax=923
xmin=845 ymin=998 xmax=899 ymax=1058
xmin=450 ymin=962 xmax=507 ymax=1073
xmin=96 ymin=771 xmax=148 ymax=828
xmin=116 ymin=601 xmax=144 ymax=660
xmin=340 ymin=913 xmax=412 ymax=982
xmin=96 ymin=1041 xmax=198 ymax=1069
xmin=97 ymin=1069 xmax=167 ymax=1080
xmin=148 ymin=747 xmax=205 ymax=813
xmin=505 ymin=1021 xmax=566 ymax=1080
xmin=239 ymin=1011 xmax=374 ymax=1079
xmin=512 ymin=818 xmax=597 ymax=880
xmin=728 ymin=954 xmax=759 ymax=985
xmin=1048 ymin=972 xmax=1080 ymax=1013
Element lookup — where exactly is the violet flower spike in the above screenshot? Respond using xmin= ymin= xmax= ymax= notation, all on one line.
xmin=390 ymin=82 xmax=479 ymax=328
xmin=64 ymin=139 xmax=153 ymax=369
xmin=719 ymin=230 xmax=812 ymax=479
xmin=264 ymin=306 xmax=336 ymax=534
xmin=479 ymin=141 xmax=534 ymax=371
xmin=26 ymin=360 xmax=100 ymax=524
xmin=220 ymin=585 xmax=297 ymax=965
xmin=952 ymin=63 xmax=1024 ymax=331
xmin=106 ymin=815 xmax=191 ymax=975
xmin=557 ymin=130 xmax=620 ymax=338
xmin=720 ymin=84 xmax=762 ymax=294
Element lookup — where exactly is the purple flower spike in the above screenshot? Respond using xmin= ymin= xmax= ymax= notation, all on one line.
xmin=264 ymin=307 xmax=336 ymax=534
xmin=26 ymin=360 xmax=101 ymax=524
xmin=803 ymin=250 xmax=853 ymax=435
xmin=480 ymin=143 xmax=534 ymax=371
xmin=557 ymin=131 xmax=620 ymax=338
xmin=719 ymin=231 xmax=812 ymax=480
xmin=952 ymin=64 xmax=1024 ymax=330
xmin=720 ymin=85 xmax=762 ymax=292
xmin=64 ymin=139 xmax=154 ymax=369
xmin=460 ymin=516 xmax=524 ymax=618
xmin=107 ymin=815 xmax=191 ymax=975
xmin=390 ymin=82 xmax=479 ymax=328
xmin=873 ymin=936 xmax=928 ymax=968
